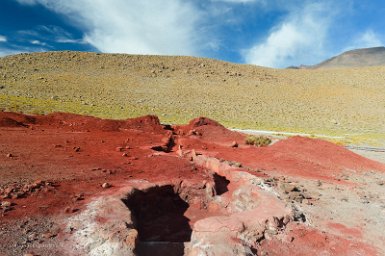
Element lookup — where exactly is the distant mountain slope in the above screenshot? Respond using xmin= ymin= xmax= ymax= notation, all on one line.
xmin=314 ymin=47 xmax=385 ymax=68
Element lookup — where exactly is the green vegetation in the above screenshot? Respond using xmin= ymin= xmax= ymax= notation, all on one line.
xmin=245 ymin=135 xmax=272 ymax=147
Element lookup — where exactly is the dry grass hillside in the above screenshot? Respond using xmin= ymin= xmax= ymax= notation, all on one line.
xmin=315 ymin=47 xmax=385 ymax=68
xmin=0 ymin=51 xmax=384 ymax=145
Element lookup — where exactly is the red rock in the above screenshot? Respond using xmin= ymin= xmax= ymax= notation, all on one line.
xmin=65 ymin=207 xmax=79 ymax=213
xmin=72 ymin=193 xmax=85 ymax=202
xmin=231 ymin=141 xmax=238 ymax=147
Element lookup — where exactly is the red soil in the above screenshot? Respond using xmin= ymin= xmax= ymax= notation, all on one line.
xmin=176 ymin=118 xmax=385 ymax=181
xmin=0 ymin=112 xmax=197 ymax=219
xmin=327 ymin=222 xmax=363 ymax=239
xmin=1 ymin=112 xmax=384 ymax=255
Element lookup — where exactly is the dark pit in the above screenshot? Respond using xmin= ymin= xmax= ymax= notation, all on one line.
xmin=123 ymin=185 xmax=192 ymax=255
xmin=213 ymin=173 xmax=230 ymax=195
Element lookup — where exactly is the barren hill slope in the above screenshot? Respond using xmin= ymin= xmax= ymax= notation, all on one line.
xmin=314 ymin=47 xmax=385 ymax=68
xmin=1 ymin=51 xmax=385 ymax=145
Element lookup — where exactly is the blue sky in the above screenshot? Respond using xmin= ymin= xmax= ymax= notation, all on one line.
xmin=0 ymin=0 xmax=384 ymax=68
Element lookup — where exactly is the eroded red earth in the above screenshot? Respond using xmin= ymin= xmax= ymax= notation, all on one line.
xmin=1 ymin=112 xmax=385 ymax=256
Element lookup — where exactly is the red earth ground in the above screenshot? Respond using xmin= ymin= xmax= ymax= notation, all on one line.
xmin=1 ymin=112 xmax=385 ymax=255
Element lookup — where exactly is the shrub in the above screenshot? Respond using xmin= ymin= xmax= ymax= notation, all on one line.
xmin=245 ymin=135 xmax=272 ymax=147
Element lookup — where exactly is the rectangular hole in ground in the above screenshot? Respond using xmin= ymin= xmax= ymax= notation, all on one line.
xmin=123 ymin=185 xmax=193 ymax=255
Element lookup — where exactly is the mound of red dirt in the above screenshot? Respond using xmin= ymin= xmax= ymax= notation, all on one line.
xmin=0 ymin=112 xmax=384 ymax=256
xmin=0 ymin=111 xmax=36 ymax=127
xmin=30 ymin=112 xmax=164 ymax=132
xmin=0 ymin=117 xmax=27 ymax=127
xmin=185 ymin=134 xmax=385 ymax=181
xmin=175 ymin=116 xmax=245 ymax=146
xmin=268 ymin=136 xmax=385 ymax=173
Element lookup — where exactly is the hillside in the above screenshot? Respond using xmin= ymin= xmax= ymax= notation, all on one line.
xmin=1 ymin=51 xmax=385 ymax=145
xmin=314 ymin=47 xmax=385 ymax=68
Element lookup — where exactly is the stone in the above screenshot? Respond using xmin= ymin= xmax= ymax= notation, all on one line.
xmin=1 ymin=201 xmax=11 ymax=207
xmin=288 ymin=191 xmax=304 ymax=202
xmin=102 ymin=182 xmax=111 ymax=189
xmin=41 ymin=231 xmax=56 ymax=239
xmin=31 ymin=180 xmax=44 ymax=189
xmin=73 ymin=193 xmax=85 ymax=202
xmin=302 ymin=192 xmax=312 ymax=199
xmin=124 ymin=229 xmax=138 ymax=249
xmin=177 ymin=145 xmax=183 ymax=157
xmin=281 ymin=183 xmax=300 ymax=194
xmin=188 ymin=129 xmax=201 ymax=136
xmin=65 ymin=207 xmax=79 ymax=213
xmin=231 ymin=141 xmax=238 ymax=148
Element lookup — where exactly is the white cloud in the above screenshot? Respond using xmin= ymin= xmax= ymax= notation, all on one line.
xmin=359 ymin=30 xmax=382 ymax=47
xmin=55 ymin=38 xmax=84 ymax=44
xmin=30 ymin=40 xmax=47 ymax=46
xmin=18 ymin=25 xmax=82 ymax=45
xmin=243 ymin=2 xmax=334 ymax=68
xmin=0 ymin=35 xmax=7 ymax=42
xmin=14 ymin=0 xmax=376 ymax=67
xmin=346 ymin=30 xmax=383 ymax=50
xmin=17 ymin=0 xmax=202 ymax=56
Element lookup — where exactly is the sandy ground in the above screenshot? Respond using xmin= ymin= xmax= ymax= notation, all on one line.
xmin=351 ymin=149 xmax=385 ymax=164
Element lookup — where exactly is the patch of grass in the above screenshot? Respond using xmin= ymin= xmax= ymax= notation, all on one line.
xmin=245 ymin=135 xmax=272 ymax=147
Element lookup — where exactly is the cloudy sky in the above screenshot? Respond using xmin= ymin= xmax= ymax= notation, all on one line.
xmin=0 ymin=0 xmax=384 ymax=68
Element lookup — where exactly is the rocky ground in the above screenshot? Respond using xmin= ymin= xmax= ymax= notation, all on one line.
xmin=0 ymin=111 xmax=385 ymax=256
